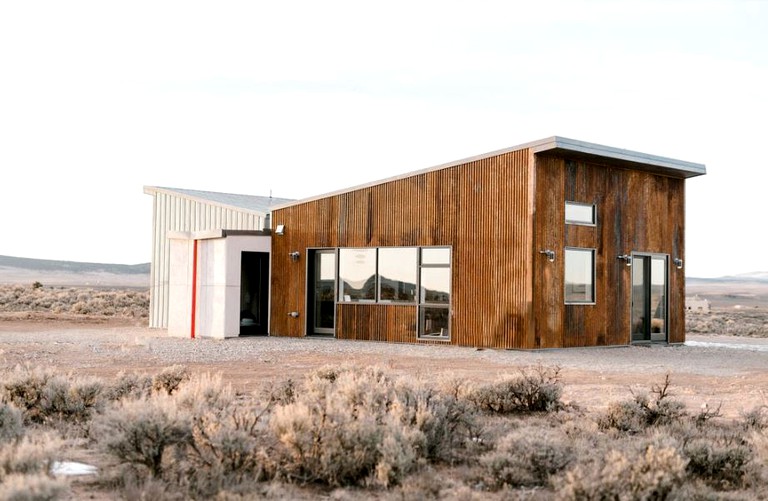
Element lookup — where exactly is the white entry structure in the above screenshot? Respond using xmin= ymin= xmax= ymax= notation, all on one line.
xmin=167 ymin=230 xmax=271 ymax=339
xmin=144 ymin=186 xmax=292 ymax=330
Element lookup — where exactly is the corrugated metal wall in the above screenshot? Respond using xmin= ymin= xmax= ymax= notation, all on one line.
xmin=271 ymin=149 xmax=534 ymax=348
xmin=148 ymin=191 xmax=263 ymax=328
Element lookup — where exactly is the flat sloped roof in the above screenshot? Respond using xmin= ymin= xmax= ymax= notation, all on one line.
xmin=143 ymin=186 xmax=294 ymax=214
xmin=271 ymin=136 xmax=706 ymax=210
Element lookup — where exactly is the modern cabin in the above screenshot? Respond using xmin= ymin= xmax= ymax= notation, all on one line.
xmin=267 ymin=136 xmax=705 ymax=349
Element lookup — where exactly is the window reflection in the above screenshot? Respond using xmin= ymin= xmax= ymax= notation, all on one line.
xmin=565 ymin=248 xmax=594 ymax=303
xmin=565 ymin=202 xmax=596 ymax=225
xmin=378 ymin=247 xmax=417 ymax=302
xmin=421 ymin=247 xmax=451 ymax=265
xmin=420 ymin=268 xmax=450 ymax=303
xmin=338 ymin=248 xmax=376 ymax=301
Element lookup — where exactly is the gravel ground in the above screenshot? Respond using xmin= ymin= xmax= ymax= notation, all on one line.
xmin=1 ymin=319 xmax=766 ymax=418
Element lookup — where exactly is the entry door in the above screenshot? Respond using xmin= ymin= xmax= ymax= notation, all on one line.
xmin=631 ymin=254 xmax=668 ymax=343
xmin=240 ymin=252 xmax=269 ymax=336
xmin=310 ymin=250 xmax=336 ymax=335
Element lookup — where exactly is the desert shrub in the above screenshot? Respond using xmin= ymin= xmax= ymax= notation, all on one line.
xmin=270 ymin=365 xmax=444 ymax=488
xmin=393 ymin=378 xmax=481 ymax=463
xmin=39 ymin=377 xmax=104 ymax=426
xmin=0 ymin=285 xmax=149 ymax=318
xmin=598 ymin=374 xmax=687 ymax=432
xmin=683 ymin=437 xmax=752 ymax=489
xmin=152 ymin=365 xmax=191 ymax=395
xmin=740 ymin=406 xmax=768 ymax=430
xmin=0 ymin=473 xmax=67 ymax=501
xmin=466 ymin=365 xmax=563 ymax=415
xmin=555 ymin=443 xmax=687 ymax=500
xmin=147 ymin=374 xmax=270 ymax=497
xmin=93 ymin=396 xmax=192 ymax=478
xmin=2 ymin=367 xmax=105 ymax=427
xmin=2 ymin=366 xmax=53 ymax=424
xmin=0 ymin=432 xmax=62 ymax=478
xmin=105 ymin=372 xmax=154 ymax=401
xmin=0 ymin=403 xmax=24 ymax=444
xmin=479 ymin=427 xmax=575 ymax=489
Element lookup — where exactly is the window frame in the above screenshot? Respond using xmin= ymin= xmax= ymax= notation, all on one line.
xmin=418 ymin=246 xmax=451 ymax=340
xmin=565 ymin=201 xmax=597 ymax=226
xmin=333 ymin=245 xmax=452 ymax=340
xmin=564 ymin=247 xmax=596 ymax=305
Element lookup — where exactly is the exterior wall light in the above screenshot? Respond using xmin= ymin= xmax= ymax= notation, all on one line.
xmin=617 ymin=254 xmax=633 ymax=266
xmin=289 ymin=251 xmax=300 ymax=261
xmin=673 ymin=258 xmax=683 ymax=269
xmin=275 ymin=224 xmax=285 ymax=235
xmin=539 ymin=249 xmax=555 ymax=262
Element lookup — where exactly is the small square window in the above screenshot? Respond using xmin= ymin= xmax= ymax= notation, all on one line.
xmin=565 ymin=202 xmax=596 ymax=226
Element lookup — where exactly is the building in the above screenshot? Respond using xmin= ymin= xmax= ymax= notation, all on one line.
xmin=147 ymin=136 xmax=706 ymax=349
xmin=143 ymin=186 xmax=292 ymax=333
xmin=685 ymin=295 xmax=711 ymax=314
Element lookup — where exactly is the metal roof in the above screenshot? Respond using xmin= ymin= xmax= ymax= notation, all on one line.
xmin=143 ymin=186 xmax=294 ymax=215
xmin=271 ymin=136 xmax=706 ymax=210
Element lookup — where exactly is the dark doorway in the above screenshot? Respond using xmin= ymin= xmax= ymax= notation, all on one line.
xmin=307 ymin=249 xmax=336 ymax=336
xmin=631 ymin=254 xmax=668 ymax=343
xmin=240 ymin=252 xmax=269 ymax=336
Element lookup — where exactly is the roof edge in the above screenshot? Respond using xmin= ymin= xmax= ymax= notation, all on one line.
xmin=143 ymin=186 xmax=269 ymax=216
xmin=271 ymin=136 xmax=706 ymax=211
xmin=530 ymin=136 xmax=706 ymax=177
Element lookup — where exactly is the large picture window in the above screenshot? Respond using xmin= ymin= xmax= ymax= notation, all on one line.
xmin=335 ymin=246 xmax=452 ymax=340
xmin=565 ymin=247 xmax=595 ymax=304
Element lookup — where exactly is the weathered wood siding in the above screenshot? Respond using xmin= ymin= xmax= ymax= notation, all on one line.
xmin=270 ymin=149 xmax=535 ymax=348
xmin=533 ymin=155 xmax=686 ymax=347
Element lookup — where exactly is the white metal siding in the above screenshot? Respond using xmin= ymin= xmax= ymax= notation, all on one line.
xmin=148 ymin=192 xmax=264 ymax=328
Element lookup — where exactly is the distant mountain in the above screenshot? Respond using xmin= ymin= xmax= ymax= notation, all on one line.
xmin=0 ymin=255 xmax=149 ymax=274
xmin=0 ymin=255 xmax=149 ymax=288
xmin=688 ymin=271 xmax=768 ymax=284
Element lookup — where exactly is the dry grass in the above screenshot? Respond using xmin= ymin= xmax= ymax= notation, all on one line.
xmin=0 ymin=284 xmax=149 ymax=319
xmin=0 ymin=365 xmax=766 ymax=500
xmin=686 ymin=307 xmax=768 ymax=337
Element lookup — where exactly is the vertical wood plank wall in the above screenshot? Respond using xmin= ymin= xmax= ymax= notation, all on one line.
xmin=148 ymin=192 xmax=263 ymax=328
xmin=270 ymin=149 xmax=534 ymax=348
xmin=533 ymin=155 xmax=686 ymax=347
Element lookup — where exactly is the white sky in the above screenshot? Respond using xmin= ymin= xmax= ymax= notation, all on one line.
xmin=1 ymin=0 xmax=766 ymax=278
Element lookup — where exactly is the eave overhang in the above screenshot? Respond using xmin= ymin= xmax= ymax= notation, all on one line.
xmin=527 ymin=136 xmax=706 ymax=179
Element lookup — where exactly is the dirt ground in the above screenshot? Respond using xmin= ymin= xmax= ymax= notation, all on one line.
xmin=1 ymin=315 xmax=767 ymax=419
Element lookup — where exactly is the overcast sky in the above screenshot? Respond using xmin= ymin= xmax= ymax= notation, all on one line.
xmin=1 ymin=1 xmax=766 ymax=278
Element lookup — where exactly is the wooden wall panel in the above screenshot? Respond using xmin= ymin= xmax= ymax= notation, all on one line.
xmin=271 ymin=150 xmax=533 ymax=348
xmin=533 ymin=155 xmax=686 ymax=347
xmin=336 ymin=304 xmax=418 ymax=343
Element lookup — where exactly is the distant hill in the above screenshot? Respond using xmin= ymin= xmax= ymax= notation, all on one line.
xmin=687 ymin=272 xmax=768 ymax=309
xmin=0 ymin=255 xmax=150 ymax=288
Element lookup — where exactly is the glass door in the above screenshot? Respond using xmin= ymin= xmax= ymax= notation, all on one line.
xmin=310 ymin=250 xmax=336 ymax=335
xmin=631 ymin=254 xmax=668 ymax=343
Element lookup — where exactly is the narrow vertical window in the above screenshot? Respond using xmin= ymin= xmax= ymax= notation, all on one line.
xmin=419 ymin=247 xmax=451 ymax=339
xmin=565 ymin=201 xmax=596 ymax=226
xmin=565 ymin=248 xmax=595 ymax=304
